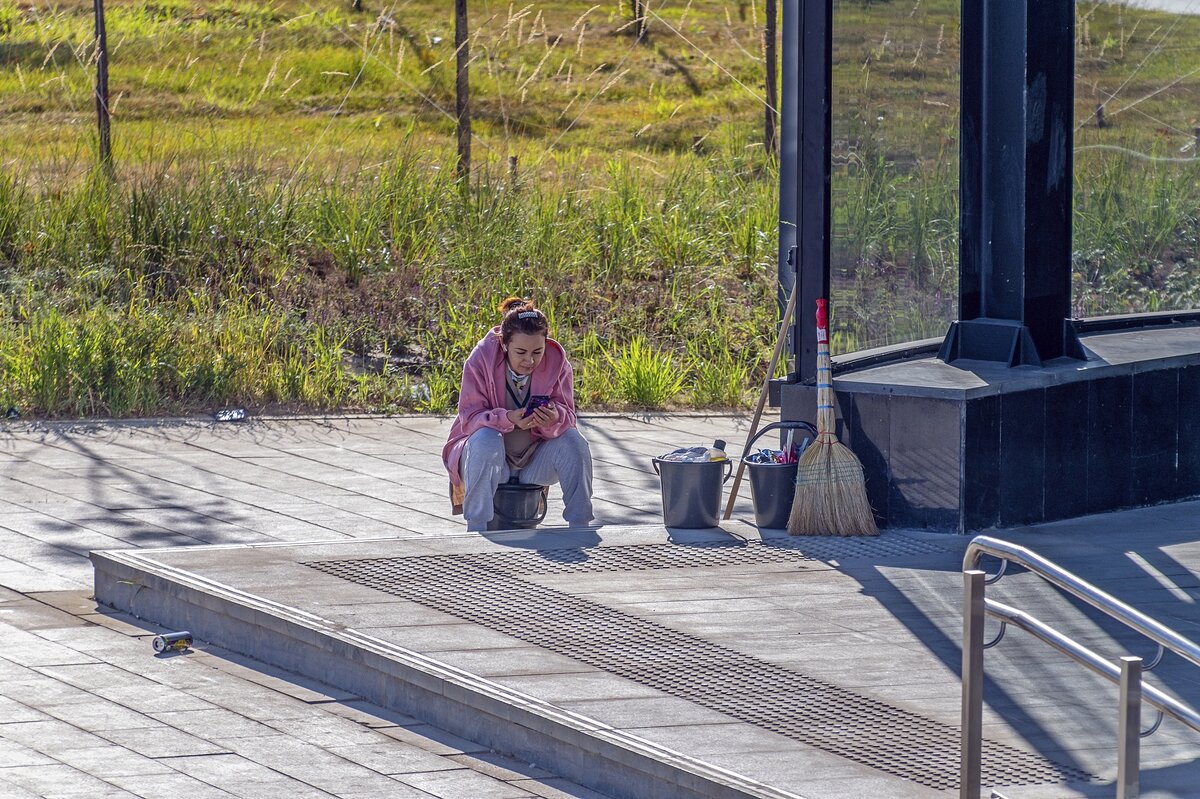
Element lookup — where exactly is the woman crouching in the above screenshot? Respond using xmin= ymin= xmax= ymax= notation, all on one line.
xmin=442 ymin=297 xmax=594 ymax=532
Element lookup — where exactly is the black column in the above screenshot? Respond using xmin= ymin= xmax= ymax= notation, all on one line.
xmin=939 ymin=0 xmax=1083 ymax=367
xmin=781 ymin=0 xmax=832 ymax=384
xmin=778 ymin=0 xmax=798 ymax=305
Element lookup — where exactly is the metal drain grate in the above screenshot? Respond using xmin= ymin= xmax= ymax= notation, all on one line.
xmin=311 ymin=536 xmax=951 ymax=584
xmin=306 ymin=544 xmax=1096 ymax=791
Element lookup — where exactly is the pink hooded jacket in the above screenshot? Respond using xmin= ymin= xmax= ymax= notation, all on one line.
xmin=442 ymin=327 xmax=579 ymax=507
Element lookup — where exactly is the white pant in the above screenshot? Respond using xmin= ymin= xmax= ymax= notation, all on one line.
xmin=460 ymin=427 xmax=594 ymax=532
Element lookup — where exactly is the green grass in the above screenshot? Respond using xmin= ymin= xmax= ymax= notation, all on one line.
xmin=1 ymin=0 xmax=1199 ymax=418
xmin=606 ymin=335 xmax=688 ymax=408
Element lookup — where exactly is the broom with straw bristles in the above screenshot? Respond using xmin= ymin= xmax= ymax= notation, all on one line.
xmin=787 ymin=298 xmax=877 ymax=537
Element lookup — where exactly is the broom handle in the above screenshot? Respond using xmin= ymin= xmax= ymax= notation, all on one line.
xmin=722 ymin=284 xmax=799 ymax=520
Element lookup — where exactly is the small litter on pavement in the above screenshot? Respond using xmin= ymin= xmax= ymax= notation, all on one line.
xmin=152 ymin=631 xmax=193 ymax=653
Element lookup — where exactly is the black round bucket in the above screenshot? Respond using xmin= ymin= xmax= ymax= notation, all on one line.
xmin=652 ymin=457 xmax=732 ymax=528
xmin=747 ymin=461 xmax=799 ymax=529
xmin=490 ymin=480 xmax=548 ymax=531
xmin=741 ymin=421 xmax=817 ymax=530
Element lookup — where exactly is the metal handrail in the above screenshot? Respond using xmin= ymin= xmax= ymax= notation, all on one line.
xmin=965 ymin=536 xmax=1200 ymax=670
xmin=960 ymin=535 xmax=1200 ymax=799
xmin=985 ymin=599 xmax=1200 ymax=732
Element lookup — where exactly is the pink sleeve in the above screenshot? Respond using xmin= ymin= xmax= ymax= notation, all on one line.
xmin=533 ymin=360 xmax=578 ymax=440
xmin=457 ymin=354 xmax=515 ymax=436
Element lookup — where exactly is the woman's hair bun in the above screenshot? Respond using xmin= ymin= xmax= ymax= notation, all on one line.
xmin=497 ymin=295 xmax=549 ymax=341
xmin=498 ymin=296 xmax=533 ymax=315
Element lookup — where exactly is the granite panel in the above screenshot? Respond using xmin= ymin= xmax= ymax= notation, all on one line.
xmin=849 ymin=392 xmax=891 ymax=526
xmin=887 ymin=396 xmax=961 ymax=531
xmin=963 ymin=394 xmax=1000 ymax=532
xmin=1131 ymin=368 xmax=1179 ymax=505
xmin=831 ymin=381 xmax=856 ymax=443
xmin=1131 ymin=368 xmax=1179 ymax=455
xmin=1131 ymin=453 xmax=1175 ymax=508
xmin=1179 ymin=365 xmax=1200 ymax=497
xmin=1042 ymin=381 xmax=1090 ymax=522
xmin=779 ymin=383 xmax=852 ymax=439
xmin=999 ymin=388 xmax=1046 ymax=526
xmin=1087 ymin=375 xmax=1132 ymax=514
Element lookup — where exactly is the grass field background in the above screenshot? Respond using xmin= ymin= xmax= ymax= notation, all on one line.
xmin=1 ymin=0 xmax=1198 ymax=417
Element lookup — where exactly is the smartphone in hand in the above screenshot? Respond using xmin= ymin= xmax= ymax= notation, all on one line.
xmin=522 ymin=395 xmax=552 ymax=418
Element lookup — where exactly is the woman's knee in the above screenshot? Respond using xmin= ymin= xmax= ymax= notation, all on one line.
xmin=465 ymin=427 xmax=504 ymax=452
xmin=557 ymin=428 xmax=592 ymax=461
xmin=554 ymin=429 xmax=593 ymax=487
xmin=463 ymin=429 xmax=505 ymax=473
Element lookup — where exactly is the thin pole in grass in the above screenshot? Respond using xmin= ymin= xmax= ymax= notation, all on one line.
xmin=455 ymin=0 xmax=471 ymax=183
xmin=93 ymin=0 xmax=113 ymax=177
xmin=630 ymin=0 xmax=647 ymax=41
xmin=764 ymin=0 xmax=778 ymax=156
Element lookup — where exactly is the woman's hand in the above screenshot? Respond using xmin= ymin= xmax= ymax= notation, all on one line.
xmin=526 ymin=402 xmax=558 ymax=429
xmin=507 ymin=402 xmax=558 ymax=430
xmin=506 ymin=408 xmax=536 ymax=430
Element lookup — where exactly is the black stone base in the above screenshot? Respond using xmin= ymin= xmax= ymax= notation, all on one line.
xmin=778 ymin=325 xmax=1200 ymax=533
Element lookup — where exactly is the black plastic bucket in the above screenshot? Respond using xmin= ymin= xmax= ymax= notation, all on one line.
xmin=652 ymin=456 xmax=733 ymax=528
xmin=489 ymin=479 xmax=548 ymax=531
xmin=742 ymin=421 xmax=817 ymax=530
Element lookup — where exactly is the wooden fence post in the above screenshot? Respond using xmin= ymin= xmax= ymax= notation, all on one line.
xmin=764 ymin=0 xmax=778 ymax=156
xmin=630 ymin=0 xmax=646 ymax=40
xmin=455 ymin=0 xmax=471 ymax=182
xmin=93 ymin=0 xmax=113 ymax=175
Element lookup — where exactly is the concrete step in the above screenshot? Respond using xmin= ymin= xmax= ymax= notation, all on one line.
xmin=91 ymin=545 xmax=807 ymax=799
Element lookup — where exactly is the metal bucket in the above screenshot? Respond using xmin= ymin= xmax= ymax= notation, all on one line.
xmin=742 ymin=421 xmax=817 ymax=529
xmin=652 ymin=456 xmax=733 ymax=529
xmin=490 ymin=479 xmax=548 ymax=531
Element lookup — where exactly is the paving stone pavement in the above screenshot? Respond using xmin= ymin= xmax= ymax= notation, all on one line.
xmin=0 ymin=413 xmax=754 ymax=798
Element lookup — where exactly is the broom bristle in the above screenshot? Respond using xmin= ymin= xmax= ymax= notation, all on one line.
xmin=788 ymin=433 xmax=878 ymax=537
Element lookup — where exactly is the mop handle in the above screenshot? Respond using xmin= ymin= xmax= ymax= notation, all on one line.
xmin=722 ymin=285 xmax=799 ymax=520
